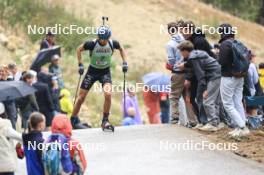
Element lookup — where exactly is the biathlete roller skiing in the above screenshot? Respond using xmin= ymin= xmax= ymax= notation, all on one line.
xmin=70 ymin=17 xmax=128 ymax=131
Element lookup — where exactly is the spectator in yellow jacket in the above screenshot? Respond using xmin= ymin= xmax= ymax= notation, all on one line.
xmin=259 ymin=63 xmax=264 ymax=90
xmin=60 ymin=89 xmax=73 ymax=117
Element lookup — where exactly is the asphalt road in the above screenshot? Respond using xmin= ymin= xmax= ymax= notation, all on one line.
xmin=17 ymin=124 xmax=264 ymax=175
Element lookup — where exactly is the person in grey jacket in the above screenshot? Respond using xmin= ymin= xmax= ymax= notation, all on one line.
xmin=178 ymin=41 xmax=221 ymax=131
xmin=165 ymin=20 xmax=185 ymax=124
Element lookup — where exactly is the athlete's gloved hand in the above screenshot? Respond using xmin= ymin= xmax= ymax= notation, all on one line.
xmin=122 ymin=61 xmax=128 ymax=73
xmin=78 ymin=63 xmax=84 ymax=75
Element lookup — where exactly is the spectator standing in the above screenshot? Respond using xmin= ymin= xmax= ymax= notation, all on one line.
xmin=159 ymin=92 xmax=170 ymax=123
xmin=49 ymin=54 xmax=64 ymax=89
xmin=0 ymin=65 xmax=18 ymax=129
xmin=40 ymin=31 xmax=55 ymax=50
xmin=182 ymin=21 xmax=215 ymax=126
xmin=31 ymin=71 xmax=55 ymax=130
xmin=218 ymin=23 xmax=249 ymax=137
xmin=60 ymin=89 xmax=73 ymax=117
xmin=165 ymin=20 xmax=186 ymax=124
xmin=247 ymin=51 xmax=259 ymax=96
xmin=17 ymin=72 xmax=39 ymax=129
xmin=0 ymin=117 xmax=22 ymax=175
xmin=8 ymin=63 xmax=22 ymax=81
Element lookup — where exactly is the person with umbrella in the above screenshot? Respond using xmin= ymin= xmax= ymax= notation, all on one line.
xmin=16 ymin=71 xmax=39 ymax=129
xmin=40 ymin=31 xmax=55 ymax=50
xmin=70 ymin=25 xmax=128 ymax=130
xmin=0 ymin=65 xmax=18 ymax=129
xmin=31 ymin=46 xmax=61 ymax=73
xmin=142 ymin=72 xmax=171 ymax=124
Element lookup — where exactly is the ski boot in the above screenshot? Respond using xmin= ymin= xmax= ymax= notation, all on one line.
xmin=101 ymin=120 xmax=115 ymax=132
xmin=71 ymin=116 xmax=91 ymax=129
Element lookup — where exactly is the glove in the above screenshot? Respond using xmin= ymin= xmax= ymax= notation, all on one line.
xmin=122 ymin=61 xmax=128 ymax=73
xmin=78 ymin=63 xmax=84 ymax=75
xmin=16 ymin=143 xmax=24 ymax=159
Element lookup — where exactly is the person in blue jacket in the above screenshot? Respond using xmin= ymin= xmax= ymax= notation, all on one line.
xmin=22 ymin=112 xmax=46 ymax=175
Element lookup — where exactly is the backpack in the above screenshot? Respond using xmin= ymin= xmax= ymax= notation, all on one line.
xmin=248 ymin=115 xmax=263 ymax=130
xmin=42 ymin=134 xmax=73 ymax=175
xmin=228 ymin=39 xmax=250 ymax=77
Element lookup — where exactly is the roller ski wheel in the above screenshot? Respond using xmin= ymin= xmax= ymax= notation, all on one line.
xmin=101 ymin=121 xmax=115 ymax=132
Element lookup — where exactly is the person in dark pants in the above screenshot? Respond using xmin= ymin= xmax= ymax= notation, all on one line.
xmin=32 ymin=72 xmax=55 ymax=130
xmin=51 ymin=76 xmax=61 ymax=112
xmin=181 ymin=21 xmax=216 ymax=127
xmin=71 ymin=26 xmax=127 ymax=130
xmin=17 ymin=72 xmax=39 ymax=129
xmin=178 ymin=41 xmax=221 ymax=131
xmin=22 ymin=112 xmax=45 ymax=175
xmin=159 ymin=92 xmax=170 ymax=123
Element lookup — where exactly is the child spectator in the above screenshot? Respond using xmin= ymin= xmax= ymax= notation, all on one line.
xmin=165 ymin=20 xmax=185 ymax=124
xmin=60 ymin=88 xmax=73 ymax=117
xmin=0 ymin=105 xmax=22 ymax=175
xmin=49 ymin=54 xmax=64 ymax=89
xmin=122 ymin=107 xmax=136 ymax=126
xmin=122 ymin=85 xmax=142 ymax=124
xmin=22 ymin=112 xmax=45 ymax=175
xmin=51 ymin=114 xmax=87 ymax=175
xmin=178 ymin=41 xmax=221 ymax=132
xmin=259 ymin=63 xmax=264 ymax=90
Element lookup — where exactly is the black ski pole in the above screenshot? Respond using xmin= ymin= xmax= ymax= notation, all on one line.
xmin=123 ymin=72 xmax=126 ymax=117
xmin=74 ymin=74 xmax=82 ymax=105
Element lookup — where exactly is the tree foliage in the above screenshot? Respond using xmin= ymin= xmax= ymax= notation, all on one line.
xmin=201 ymin=0 xmax=263 ymax=24
xmin=0 ymin=0 xmax=93 ymax=51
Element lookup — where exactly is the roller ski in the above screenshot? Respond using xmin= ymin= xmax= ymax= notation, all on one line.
xmin=101 ymin=120 xmax=115 ymax=132
xmin=71 ymin=116 xmax=91 ymax=129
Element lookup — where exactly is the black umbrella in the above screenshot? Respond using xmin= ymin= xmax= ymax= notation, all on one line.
xmin=30 ymin=45 xmax=61 ymax=72
xmin=0 ymin=81 xmax=36 ymax=101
